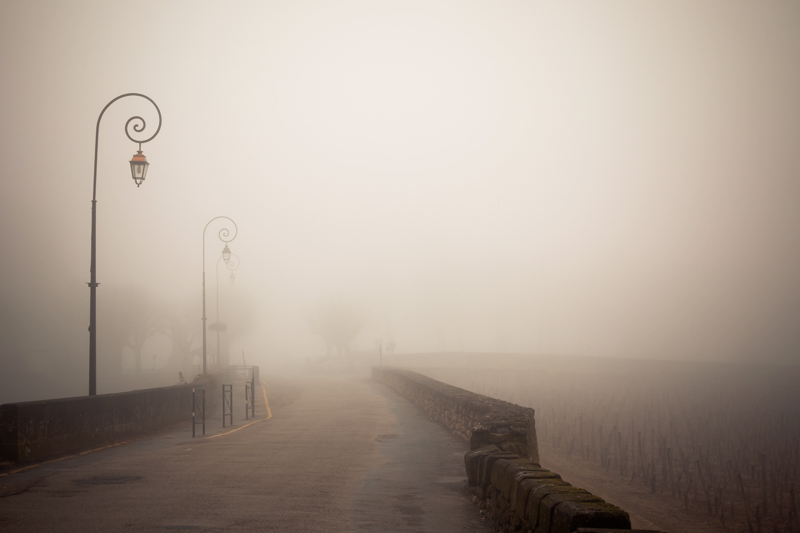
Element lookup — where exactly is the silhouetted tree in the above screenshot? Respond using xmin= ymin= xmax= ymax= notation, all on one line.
xmin=214 ymin=289 xmax=257 ymax=367
xmin=162 ymin=301 xmax=197 ymax=375
xmin=307 ymin=299 xmax=362 ymax=358
xmin=98 ymin=285 xmax=160 ymax=375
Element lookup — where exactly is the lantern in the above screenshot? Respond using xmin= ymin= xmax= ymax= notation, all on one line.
xmin=129 ymin=150 xmax=149 ymax=187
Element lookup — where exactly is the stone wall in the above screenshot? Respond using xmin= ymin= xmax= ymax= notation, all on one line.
xmin=0 ymin=379 xmax=215 ymax=463
xmin=371 ymin=365 xmax=539 ymax=461
xmin=372 ymin=366 xmax=666 ymax=533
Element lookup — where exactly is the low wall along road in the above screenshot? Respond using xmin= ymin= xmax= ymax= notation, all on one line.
xmin=372 ymin=366 xmax=666 ymax=533
xmin=0 ymin=378 xmax=218 ymax=463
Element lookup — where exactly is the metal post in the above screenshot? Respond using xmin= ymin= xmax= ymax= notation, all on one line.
xmin=215 ymin=254 xmax=240 ymax=368
xmin=192 ymin=388 xmax=206 ymax=437
xmin=245 ymin=382 xmax=251 ymax=420
xmin=216 ymin=257 xmax=221 ymax=366
xmin=89 ymin=200 xmax=97 ymax=396
xmin=222 ymin=384 xmax=233 ymax=427
xmin=202 ymin=217 xmax=237 ymax=375
xmin=202 ymin=270 xmax=207 ymax=373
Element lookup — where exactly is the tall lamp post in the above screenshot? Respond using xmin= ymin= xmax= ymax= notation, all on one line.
xmin=215 ymin=253 xmax=240 ymax=368
xmin=202 ymin=216 xmax=237 ymax=374
xmin=88 ymin=93 xmax=162 ymax=396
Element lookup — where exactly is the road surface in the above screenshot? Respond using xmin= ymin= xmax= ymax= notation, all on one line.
xmin=0 ymin=370 xmax=491 ymax=532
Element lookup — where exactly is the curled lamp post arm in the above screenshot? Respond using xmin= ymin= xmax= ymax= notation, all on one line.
xmin=225 ymin=253 xmax=241 ymax=271
xmin=203 ymin=216 xmax=238 ymax=268
xmin=92 ymin=93 xmax=162 ymax=201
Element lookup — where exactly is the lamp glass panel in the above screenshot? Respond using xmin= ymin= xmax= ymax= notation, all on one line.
xmin=130 ymin=160 xmax=149 ymax=183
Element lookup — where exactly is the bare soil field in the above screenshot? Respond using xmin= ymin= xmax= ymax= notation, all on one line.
xmin=386 ymin=352 xmax=800 ymax=533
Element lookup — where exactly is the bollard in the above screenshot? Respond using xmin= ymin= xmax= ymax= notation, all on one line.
xmin=245 ymin=382 xmax=251 ymax=420
xmin=192 ymin=388 xmax=205 ymax=437
xmin=222 ymin=384 xmax=233 ymax=427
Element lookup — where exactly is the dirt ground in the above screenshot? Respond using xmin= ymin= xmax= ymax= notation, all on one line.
xmin=540 ymin=443 xmax=739 ymax=533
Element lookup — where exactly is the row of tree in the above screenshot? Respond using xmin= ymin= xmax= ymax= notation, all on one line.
xmin=96 ymin=285 xmax=256 ymax=379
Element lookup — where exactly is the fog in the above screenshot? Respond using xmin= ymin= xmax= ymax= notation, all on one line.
xmin=1 ymin=1 xmax=799 ymax=403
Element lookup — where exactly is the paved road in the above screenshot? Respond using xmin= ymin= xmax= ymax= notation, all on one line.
xmin=0 ymin=371 xmax=491 ymax=532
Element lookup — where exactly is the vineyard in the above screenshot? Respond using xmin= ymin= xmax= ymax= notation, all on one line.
xmin=409 ymin=355 xmax=800 ymax=533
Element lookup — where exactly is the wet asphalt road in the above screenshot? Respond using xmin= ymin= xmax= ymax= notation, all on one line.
xmin=0 ymin=371 xmax=491 ymax=532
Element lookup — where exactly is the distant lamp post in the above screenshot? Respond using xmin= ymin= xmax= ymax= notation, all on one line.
xmin=202 ymin=216 xmax=237 ymax=374
xmin=215 ymin=253 xmax=240 ymax=367
xmin=230 ymin=272 xmax=236 ymax=285
xmin=88 ymin=93 xmax=162 ymax=396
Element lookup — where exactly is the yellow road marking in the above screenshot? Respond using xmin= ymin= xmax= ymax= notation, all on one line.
xmin=205 ymin=381 xmax=272 ymax=439
xmin=0 ymin=440 xmax=131 ymax=477
xmin=205 ymin=417 xmax=266 ymax=438
xmin=261 ymin=379 xmax=272 ymax=419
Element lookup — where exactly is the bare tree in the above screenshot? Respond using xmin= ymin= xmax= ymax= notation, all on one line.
xmin=98 ymin=285 xmax=160 ymax=375
xmin=161 ymin=301 xmax=197 ymax=376
xmin=307 ymin=299 xmax=362 ymax=358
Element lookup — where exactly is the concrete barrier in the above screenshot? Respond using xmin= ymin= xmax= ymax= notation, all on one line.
xmin=0 ymin=379 xmax=214 ymax=463
xmin=372 ymin=366 xmax=666 ymax=533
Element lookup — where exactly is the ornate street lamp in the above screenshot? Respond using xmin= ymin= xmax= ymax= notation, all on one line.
xmin=202 ymin=216 xmax=237 ymax=374
xmin=88 ymin=93 xmax=162 ymax=396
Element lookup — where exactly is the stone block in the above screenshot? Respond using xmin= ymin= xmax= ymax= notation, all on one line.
xmin=510 ymin=469 xmax=561 ymax=515
xmin=490 ymin=458 xmax=517 ymax=492
xmin=551 ymin=501 xmax=632 ymax=532
xmin=497 ymin=458 xmax=542 ymax=501
xmin=478 ymin=451 xmax=518 ymax=492
xmin=524 ymin=479 xmax=574 ymax=529
xmin=538 ymin=489 xmax=604 ymax=533
xmin=464 ymin=444 xmax=500 ymax=486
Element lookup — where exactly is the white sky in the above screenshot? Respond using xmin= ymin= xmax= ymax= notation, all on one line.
xmin=1 ymin=1 xmax=799 ymax=373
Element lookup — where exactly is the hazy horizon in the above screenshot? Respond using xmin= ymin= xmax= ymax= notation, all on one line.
xmin=2 ymin=1 xmax=799 ymax=401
